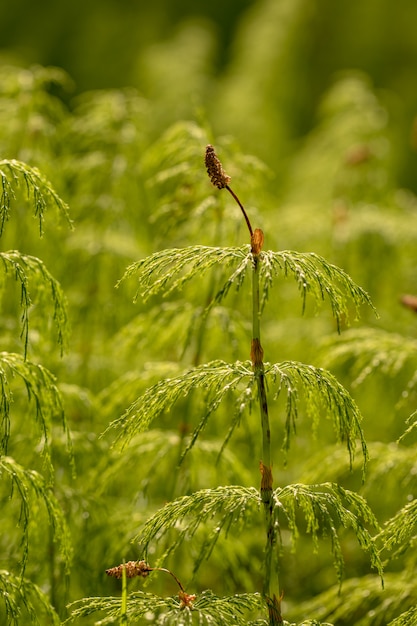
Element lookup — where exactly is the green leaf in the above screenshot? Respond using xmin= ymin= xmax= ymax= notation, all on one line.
xmin=294 ymin=572 xmax=414 ymax=626
xmin=258 ymin=249 xmax=376 ymax=326
xmin=398 ymin=410 xmax=417 ymax=443
xmin=118 ymin=245 xmax=251 ymax=303
xmin=321 ymin=327 xmax=417 ymax=388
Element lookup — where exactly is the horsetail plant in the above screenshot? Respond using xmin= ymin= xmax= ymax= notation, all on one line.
xmin=90 ymin=145 xmax=383 ymax=625
xmin=0 ymin=158 xmax=73 ymax=624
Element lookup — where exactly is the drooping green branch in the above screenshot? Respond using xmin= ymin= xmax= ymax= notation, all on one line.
xmin=0 ymin=569 xmax=61 ymax=626
xmin=376 ymin=498 xmax=417 ymax=559
xmin=135 ymin=485 xmax=259 ymax=562
xmin=0 ymin=352 xmax=73 ymax=470
xmin=265 ymin=360 xmax=368 ymax=470
xmin=0 ymin=251 xmax=70 ymax=357
xmin=117 ymin=244 xmax=252 ymax=303
xmin=118 ymin=245 xmax=375 ymax=329
xmin=321 ymin=327 xmax=417 ymax=394
xmin=0 ymin=456 xmax=73 ymax=577
xmin=105 ymin=357 xmax=367 ymax=472
xmin=127 ymin=482 xmax=382 ymax=586
xmin=104 ymin=359 xmax=252 ymax=449
xmin=0 ymin=159 xmax=72 ymax=236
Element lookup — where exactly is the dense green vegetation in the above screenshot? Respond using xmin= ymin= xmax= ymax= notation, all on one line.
xmin=1 ymin=1 xmax=417 ymax=624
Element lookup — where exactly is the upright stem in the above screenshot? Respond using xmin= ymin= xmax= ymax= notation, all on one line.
xmin=120 ymin=564 xmax=128 ymax=625
xmin=251 ymin=256 xmax=270 ymax=467
xmin=251 ymin=248 xmax=283 ymax=625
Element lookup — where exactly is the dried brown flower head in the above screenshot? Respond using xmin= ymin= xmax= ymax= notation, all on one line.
xmin=205 ymin=144 xmax=231 ymax=189
xmin=105 ymin=560 xmax=151 ymax=579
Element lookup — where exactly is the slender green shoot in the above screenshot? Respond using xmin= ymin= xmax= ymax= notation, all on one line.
xmin=206 ymin=144 xmax=282 ymax=623
xmin=121 ymin=563 xmax=128 ymax=625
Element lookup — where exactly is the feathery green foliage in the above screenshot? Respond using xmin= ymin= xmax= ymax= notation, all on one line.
xmin=105 ymin=359 xmax=253 ymax=449
xmin=276 ymin=483 xmax=382 ymax=583
xmin=134 ymin=482 xmax=382 ymax=585
xmin=398 ymin=410 xmax=417 ymax=443
xmin=137 ymin=485 xmax=259 ymax=562
xmin=0 ymin=351 xmax=71 ymax=461
xmin=300 ymin=440 xmax=417 ymax=499
xmin=106 ymin=358 xmax=367 ymax=470
xmin=66 ymin=590 xmax=265 ymax=625
xmin=389 ymin=606 xmax=417 ymax=626
xmin=377 ymin=498 xmax=417 ymax=558
xmin=0 ymin=569 xmax=60 ymax=626
xmin=0 ymin=159 xmax=72 ymax=236
xmin=119 ymin=245 xmax=375 ymax=327
xmin=321 ymin=328 xmax=417 ymax=389
xmin=293 ymin=573 xmax=417 ymax=626
xmin=265 ymin=360 xmax=366 ymax=464
xmin=0 ymin=456 xmax=72 ymax=575
xmin=0 ymin=251 xmax=69 ymax=356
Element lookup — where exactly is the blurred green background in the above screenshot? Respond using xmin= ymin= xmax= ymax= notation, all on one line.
xmin=1 ymin=0 xmax=417 ymax=188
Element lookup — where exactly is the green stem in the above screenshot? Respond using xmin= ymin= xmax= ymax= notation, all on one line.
xmin=252 ymin=251 xmax=282 ymax=625
xmin=121 ymin=562 xmax=128 ymax=625
xmin=218 ymin=166 xmax=282 ymax=622
xmin=252 ymin=257 xmax=270 ymax=468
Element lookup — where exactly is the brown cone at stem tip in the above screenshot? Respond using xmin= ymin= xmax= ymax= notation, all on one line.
xmin=205 ymin=144 xmax=255 ymax=238
xmin=205 ymin=144 xmax=231 ymax=189
xmin=105 ymin=560 xmax=151 ymax=579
